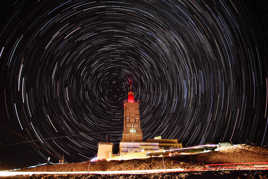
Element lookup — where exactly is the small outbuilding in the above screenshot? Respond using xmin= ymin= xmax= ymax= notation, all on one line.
xmin=97 ymin=142 xmax=113 ymax=160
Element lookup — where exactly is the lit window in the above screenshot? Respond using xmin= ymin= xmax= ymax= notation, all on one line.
xmin=130 ymin=128 xmax=136 ymax=133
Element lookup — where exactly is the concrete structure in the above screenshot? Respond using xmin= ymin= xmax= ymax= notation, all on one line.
xmin=96 ymin=79 xmax=182 ymax=160
xmin=97 ymin=142 xmax=113 ymax=160
xmin=146 ymin=138 xmax=183 ymax=149
xmin=120 ymin=138 xmax=182 ymax=155
xmin=121 ymin=84 xmax=143 ymax=142
xmin=120 ymin=142 xmax=159 ymax=154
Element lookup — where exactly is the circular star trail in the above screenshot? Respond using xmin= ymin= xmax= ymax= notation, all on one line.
xmin=0 ymin=0 xmax=266 ymax=162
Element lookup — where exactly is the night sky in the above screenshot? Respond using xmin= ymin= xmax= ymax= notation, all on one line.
xmin=0 ymin=0 xmax=268 ymax=169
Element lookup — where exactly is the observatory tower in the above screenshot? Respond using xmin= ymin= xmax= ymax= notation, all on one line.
xmin=121 ymin=80 xmax=143 ymax=142
xmin=97 ymin=79 xmax=182 ymax=158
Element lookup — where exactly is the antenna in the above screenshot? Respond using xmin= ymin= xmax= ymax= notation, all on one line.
xmin=128 ymin=78 xmax=133 ymax=91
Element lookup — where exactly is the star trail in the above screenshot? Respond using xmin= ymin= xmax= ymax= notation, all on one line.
xmin=0 ymin=0 xmax=266 ymax=164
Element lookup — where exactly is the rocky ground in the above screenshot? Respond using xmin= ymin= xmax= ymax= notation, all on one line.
xmin=4 ymin=171 xmax=268 ymax=179
xmin=19 ymin=144 xmax=268 ymax=172
xmin=1 ymin=144 xmax=268 ymax=178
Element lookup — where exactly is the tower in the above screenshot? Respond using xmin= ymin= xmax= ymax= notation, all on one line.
xmin=121 ymin=80 xmax=143 ymax=142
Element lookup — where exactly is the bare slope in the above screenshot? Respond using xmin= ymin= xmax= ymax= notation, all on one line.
xmin=21 ymin=145 xmax=268 ymax=172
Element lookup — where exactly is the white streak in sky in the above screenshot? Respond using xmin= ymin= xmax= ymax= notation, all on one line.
xmin=14 ymin=103 xmax=23 ymax=130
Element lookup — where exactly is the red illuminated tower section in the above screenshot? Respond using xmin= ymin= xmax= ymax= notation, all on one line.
xmin=121 ymin=80 xmax=143 ymax=142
